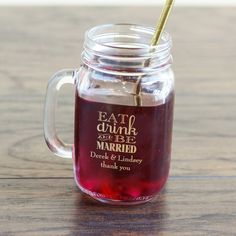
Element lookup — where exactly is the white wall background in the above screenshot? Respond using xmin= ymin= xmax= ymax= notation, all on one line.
xmin=0 ymin=0 xmax=236 ymax=6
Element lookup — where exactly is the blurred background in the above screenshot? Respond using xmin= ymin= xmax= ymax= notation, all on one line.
xmin=0 ymin=0 xmax=235 ymax=178
xmin=0 ymin=0 xmax=236 ymax=5
xmin=0 ymin=2 xmax=236 ymax=235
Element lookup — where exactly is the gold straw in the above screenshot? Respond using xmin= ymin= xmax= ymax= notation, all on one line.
xmin=134 ymin=0 xmax=175 ymax=106
xmin=151 ymin=0 xmax=175 ymax=46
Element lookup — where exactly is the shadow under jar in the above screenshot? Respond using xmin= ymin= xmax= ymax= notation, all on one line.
xmin=44 ymin=24 xmax=175 ymax=205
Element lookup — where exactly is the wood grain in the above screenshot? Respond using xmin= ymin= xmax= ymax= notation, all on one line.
xmin=0 ymin=7 xmax=235 ymax=178
xmin=0 ymin=178 xmax=236 ymax=236
xmin=0 ymin=6 xmax=236 ymax=236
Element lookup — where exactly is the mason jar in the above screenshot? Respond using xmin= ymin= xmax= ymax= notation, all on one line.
xmin=44 ymin=24 xmax=175 ymax=205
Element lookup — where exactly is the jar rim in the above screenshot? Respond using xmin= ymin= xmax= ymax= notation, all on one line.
xmin=85 ymin=23 xmax=172 ymax=57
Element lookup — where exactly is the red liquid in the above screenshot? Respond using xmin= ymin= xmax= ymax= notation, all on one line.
xmin=74 ymin=93 xmax=174 ymax=203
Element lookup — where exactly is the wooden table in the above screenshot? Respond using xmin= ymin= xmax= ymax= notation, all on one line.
xmin=0 ymin=7 xmax=236 ymax=235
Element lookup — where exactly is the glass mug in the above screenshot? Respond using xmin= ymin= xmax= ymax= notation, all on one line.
xmin=44 ymin=24 xmax=174 ymax=205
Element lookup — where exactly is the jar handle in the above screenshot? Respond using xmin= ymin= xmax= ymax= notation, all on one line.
xmin=44 ymin=69 xmax=76 ymax=158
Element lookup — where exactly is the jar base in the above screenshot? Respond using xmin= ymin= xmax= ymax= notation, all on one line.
xmin=74 ymin=175 xmax=155 ymax=206
xmin=91 ymin=195 xmax=154 ymax=206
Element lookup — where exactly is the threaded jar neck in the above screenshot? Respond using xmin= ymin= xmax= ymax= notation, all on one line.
xmin=82 ymin=24 xmax=172 ymax=75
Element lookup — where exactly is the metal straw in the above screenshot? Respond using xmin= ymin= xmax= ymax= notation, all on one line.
xmin=134 ymin=0 xmax=175 ymax=106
